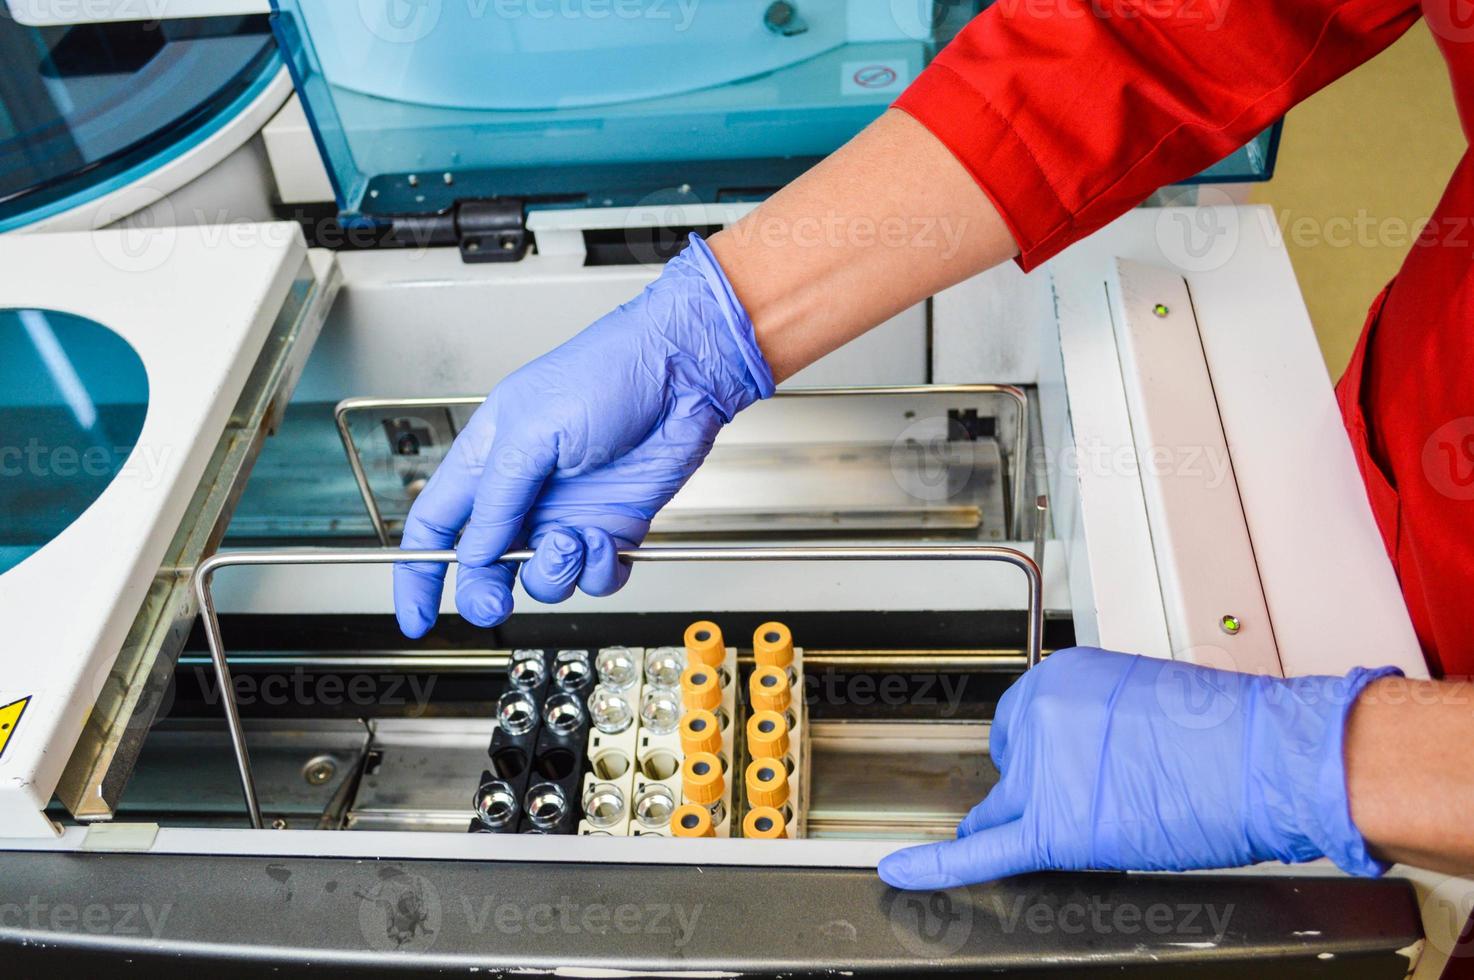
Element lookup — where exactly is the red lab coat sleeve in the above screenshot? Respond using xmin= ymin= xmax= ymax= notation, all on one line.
xmin=894 ymin=0 xmax=1423 ymax=269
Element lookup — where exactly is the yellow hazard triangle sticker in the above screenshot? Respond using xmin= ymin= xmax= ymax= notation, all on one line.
xmin=0 ymin=697 xmax=31 ymax=760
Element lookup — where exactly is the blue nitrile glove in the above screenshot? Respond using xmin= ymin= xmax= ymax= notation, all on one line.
xmin=393 ymin=234 xmax=773 ymax=637
xmin=878 ymin=647 xmax=1401 ymax=889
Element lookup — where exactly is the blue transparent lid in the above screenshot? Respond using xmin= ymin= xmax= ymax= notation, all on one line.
xmin=271 ymin=0 xmax=982 ymax=216
xmin=271 ymin=0 xmax=1279 ymax=219
xmin=0 ymin=309 xmax=149 ymax=575
xmin=0 ymin=14 xmax=280 ymax=231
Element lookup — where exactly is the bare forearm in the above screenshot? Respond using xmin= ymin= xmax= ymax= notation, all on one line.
xmin=709 ymin=109 xmax=1017 ymax=383
xmin=1346 ymin=676 xmax=1474 ymax=873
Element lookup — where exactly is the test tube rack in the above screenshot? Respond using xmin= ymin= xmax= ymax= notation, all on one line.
xmin=576 ymin=646 xmax=646 ymax=836
xmin=664 ymin=622 xmax=738 ymax=838
xmin=470 ymin=648 xmax=592 ymax=835
xmin=738 ymin=622 xmax=807 ymax=839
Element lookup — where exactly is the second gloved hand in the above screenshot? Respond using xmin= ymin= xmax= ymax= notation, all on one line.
xmin=878 ymin=647 xmax=1401 ymax=889
xmin=393 ymin=234 xmax=773 ymax=636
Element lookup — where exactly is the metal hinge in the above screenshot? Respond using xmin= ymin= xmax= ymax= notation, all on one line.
xmin=455 ymin=198 xmax=528 ymax=263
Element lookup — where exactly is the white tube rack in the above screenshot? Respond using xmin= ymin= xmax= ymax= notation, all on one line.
xmin=660 ymin=644 xmax=738 ymax=838
xmin=577 ymin=647 xmax=645 ymax=837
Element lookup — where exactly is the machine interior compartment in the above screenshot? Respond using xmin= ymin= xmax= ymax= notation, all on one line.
xmin=228 ymin=385 xmax=1035 ymax=546
xmin=47 ymin=235 xmax=1057 ymax=832
xmin=68 ymin=609 xmax=1053 ymax=844
xmin=215 ymin=242 xmax=1042 ymax=551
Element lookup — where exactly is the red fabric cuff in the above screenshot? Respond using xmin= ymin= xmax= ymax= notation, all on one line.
xmin=893 ymin=63 xmax=1074 ymax=272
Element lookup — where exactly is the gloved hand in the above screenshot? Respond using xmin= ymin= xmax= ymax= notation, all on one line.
xmin=878 ymin=647 xmax=1401 ymax=889
xmin=393 ymin=234 xmax=773 ymax=637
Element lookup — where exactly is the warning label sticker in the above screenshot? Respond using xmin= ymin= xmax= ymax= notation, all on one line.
xmin=0 ymin=697 xmax=30 ymax=761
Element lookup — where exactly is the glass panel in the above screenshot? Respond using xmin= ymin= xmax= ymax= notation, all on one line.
xmin=0 ymin=15 xmax=278 ymax=230
xmin=0 ymin=308 xmax=149 ymax=574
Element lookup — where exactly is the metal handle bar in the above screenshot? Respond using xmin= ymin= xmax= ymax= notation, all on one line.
xmin=193 ymin=543 xmax=1042 ymax=829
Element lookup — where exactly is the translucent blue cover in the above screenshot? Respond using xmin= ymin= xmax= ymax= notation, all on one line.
xmin=0 ymin=15 xmax=279 ymax=231
xmin=271 ymin=0 xmax=977 ymax=215
xmin=272 ymin=0 xmax=1279 ymax=218
xmin=0 ymin=309 xmax=149 ymax=575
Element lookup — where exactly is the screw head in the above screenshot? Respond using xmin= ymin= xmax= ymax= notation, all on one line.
xmin=303 ymin=755 xmax=337 ymax=786
xmin=1219 ymin=614 xmax=1242 ymax=635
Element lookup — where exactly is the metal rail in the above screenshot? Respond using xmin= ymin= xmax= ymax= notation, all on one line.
xmin=193 ymin=544 xmax=1043 ymax=829
xmin=174 ymin=649 xmax=1039 ymax=672
xmin=334 ymin=384 xmax=1033 ymax=546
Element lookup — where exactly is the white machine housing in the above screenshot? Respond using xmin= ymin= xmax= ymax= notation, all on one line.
xmin=0 ymin=62 xmax=1456 ymax=977
xmin=0 ymin=196 xmax=1429 ymax=831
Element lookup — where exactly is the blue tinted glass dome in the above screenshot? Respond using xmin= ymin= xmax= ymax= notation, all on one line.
xmin=0 ymin=14 xmax=279 ymax=231
xmin=0 ymin=308 xmax=149 ymax=574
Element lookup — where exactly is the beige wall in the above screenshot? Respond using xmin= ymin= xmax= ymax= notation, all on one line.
xmin=1248 ymin=22 xmax=1465 ymax=377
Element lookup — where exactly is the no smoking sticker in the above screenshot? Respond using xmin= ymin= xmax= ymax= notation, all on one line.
xmin=841 ymin=60 xmax=910 ymax=96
